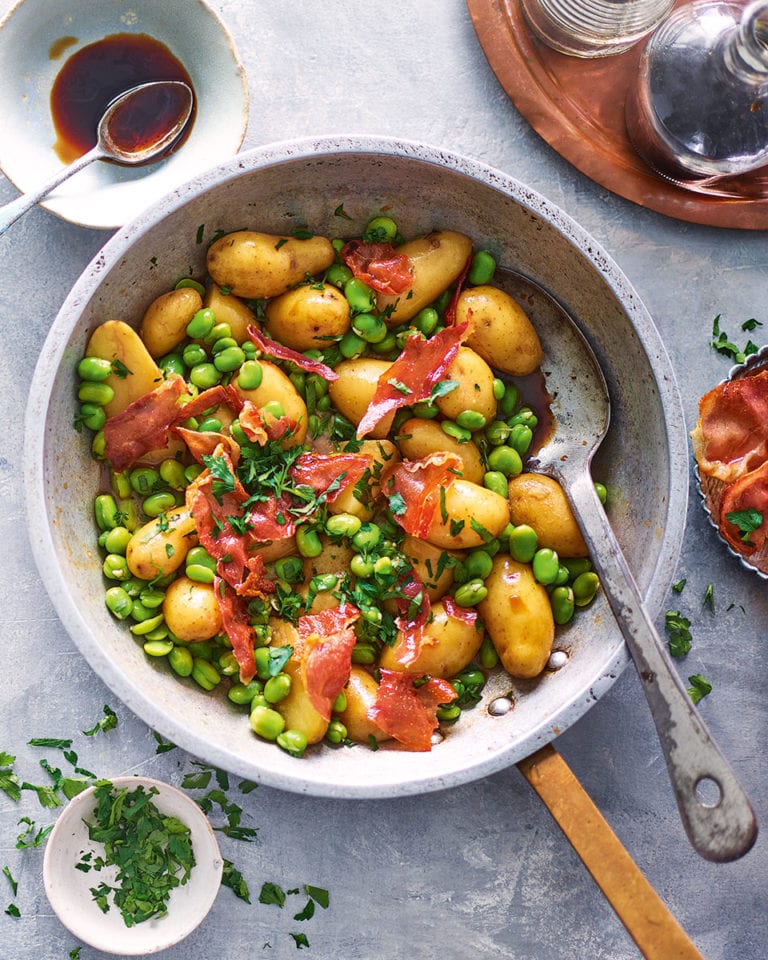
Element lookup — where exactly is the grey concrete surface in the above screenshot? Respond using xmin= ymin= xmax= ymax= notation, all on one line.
xmin=0 ymin=2 xmax=766 ymax=958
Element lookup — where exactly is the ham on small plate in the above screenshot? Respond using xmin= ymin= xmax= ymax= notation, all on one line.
xmin=692 ymin=344 xmax=768 ymax=578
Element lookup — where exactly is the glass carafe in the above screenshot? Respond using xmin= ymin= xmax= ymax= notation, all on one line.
xmin=625 ymin=0 xmax=768 ymax=182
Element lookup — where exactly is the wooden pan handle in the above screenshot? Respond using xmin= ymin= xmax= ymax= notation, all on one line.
xmin=518 ymin=744 xmax=704 ymax=960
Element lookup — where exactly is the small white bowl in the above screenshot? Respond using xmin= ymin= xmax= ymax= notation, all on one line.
xmin=43 ymin=776 xmax=223 ymax=955
xmin=0 ymin=0 xmax=248 ymax=230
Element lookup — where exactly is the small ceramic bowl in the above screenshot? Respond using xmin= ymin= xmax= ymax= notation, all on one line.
xmin=43 ymin=776 xmax=223 ymax=955
xmin=0 ymin=0 xmax=248 ymax=230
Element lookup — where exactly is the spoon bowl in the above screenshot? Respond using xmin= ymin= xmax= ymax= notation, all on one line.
xmin=497 ymin=269 xmax=758 ymax=862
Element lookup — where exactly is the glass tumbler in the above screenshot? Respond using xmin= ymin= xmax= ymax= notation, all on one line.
xmin=520 ymin=0 xmax=676 ymax=57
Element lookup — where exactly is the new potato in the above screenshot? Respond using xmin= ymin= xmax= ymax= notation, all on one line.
xmin=85 ymin=320 xmax=163 ymax=418
xmin=508 ymin=473 xmax=588 ymax=557
xmin=338 ymin=666 xmax=389 ymax=744
xmin=270 ymin=619 xmax=329 ymax=744
xmin=203 ymin=284 xmax=257 ymax=342
xmin=140 ymin=288 xmax=203 ymax=358
xmin=264 ymin=283 xmax=350 ymax=350
xmin=163 ymin=577 xmax=222 ymax=642
xmin=478 ymin=556 xmax=554 ymax=679
xmin=326 ymin=439 xmax=400 ymax=520
xmin=232 ymin=360 xmax=308 ymax=447
xmin=434 ymin=347 xmax=497 ymax=422
xmin=400 ymin=535 xmax=460 ymax=602
xmin=379 ymin=599 xmax=483 ymax=676
xmin=126 ymin=508 xmax=197 ymax=580
xmin=426 ymin=478 xmax=510 ymax=550
xmin=457 ymin=285 xmax=543 ymax=376
xmin=396 ymin=418 xmax=484 ymax=485
xmin=207 ymin=231 xmax=335 ymax=299
xmin=328 ymin=358 xmax=394 ymax=439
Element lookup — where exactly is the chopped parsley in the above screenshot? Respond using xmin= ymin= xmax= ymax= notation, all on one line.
xmin=709 ymin=315 xmax=759 ymax=363
xmin=664 ymin=610 xmax=692 ymax=658
xmin=725 ymin=507 xmax=763 ymax=546
xmin=688 ymin=674 xmax=713 ymax=705
xmin=83 ymin=704 xmax=119 ymax=737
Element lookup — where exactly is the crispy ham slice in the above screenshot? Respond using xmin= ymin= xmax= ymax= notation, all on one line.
xmin=719 ymin=460 xmax=768 ymax=556
xmin=340 ymin=240 xmax=414 ymax=295
xmin=296 ymin=605 xmax=360 ymax=721
xmin=384 ymin=452 xmax=463 ymax=538
xmin=368 ymin=670 xmax=457 ymax=751
xmin=247 ymin=324 xmax=338 ymax=380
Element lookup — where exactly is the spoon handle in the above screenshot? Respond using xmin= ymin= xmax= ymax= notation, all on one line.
xmin=0 ymin=146 xmax=103 ymax=237
xmin=559 ymin=467 xmax=757 ymax=862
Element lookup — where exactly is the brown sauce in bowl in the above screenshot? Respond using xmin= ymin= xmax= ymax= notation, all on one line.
xmin=50 ymin=33 xmax=195 ymax=164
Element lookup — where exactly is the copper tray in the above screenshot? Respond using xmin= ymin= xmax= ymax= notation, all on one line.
xmin=466 ymin=0 xmax=768 ymax=229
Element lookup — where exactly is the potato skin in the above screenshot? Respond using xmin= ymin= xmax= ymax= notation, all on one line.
xmin=400 ymin=535 xmax=459 ymax=602
xmin=203 ymin=284 xmax=257 ymax=342
xmin=163 ymin=577 xmax=223 ymax=642
xmin=478 ymin=556 xmax=554 ymax=679
xmin=457 ymin=285 xmax=543 ymax=376
xmin=207 ymin=231 xmax=335 ymax=299
xmin=426 ymin=479 xmax=510 ymax=550
xmin=328 ymin=358 xmax=394 ymax=439
xmin=232 ymin=360 xmax=308 ymax=447
xmin=264 ymin=283 xmax=350 ymax=351
xmin=508 ymin=473 xmax=588 ymax=557
xmin=377 ymin=231 xmax=473 ymax=325
xmin=85 ymin=320 xmax=164 ymax=418
xmin=140 ymin=288 xmax=203 ymax=358
xmin=396 ymin=417 xmax=485 ymax=485
xmin=126 ymin=509 xmax=197 ymax=579
xmin=379 ymin=599 xmax=483 ymax=676
xmin=434 ymin=347 xmax=497 ymax=423
xmin=338 ymin=666 xmax=389 ymax=744
xmin=270 ymin=619 xmax=329 ymax=744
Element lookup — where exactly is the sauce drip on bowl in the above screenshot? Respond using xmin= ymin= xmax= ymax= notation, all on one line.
xmin=50 ymin=33 xmax=195 ymax=164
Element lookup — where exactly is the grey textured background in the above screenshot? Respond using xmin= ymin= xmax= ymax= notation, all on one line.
xmin=0 ymin=2 xmax=766 ymax=958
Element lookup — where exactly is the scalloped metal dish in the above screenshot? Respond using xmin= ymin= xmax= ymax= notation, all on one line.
xmin=696 ymin=344 xmax=768 ymax=580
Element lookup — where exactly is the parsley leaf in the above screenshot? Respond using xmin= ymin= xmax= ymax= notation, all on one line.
xmin=688 ymin=674 xmax=713 ymax=705
xmin=291 ymin=933 xmax=310 ymax=949
xmin=259 ymin=881 xmax=286 ymax=907
xmin=725 ymin=508 xmax=763 ymax=545
xmin=82 ymin=705 xmax=118 ymax=736
xmin=5 ymin=903 xmax=20 ymax=918
xmin=202 ymin=454 xmax=237 ymax=501
xmin=305 ymin=884 xmax=329 ymax=908
xmin=221 ymin=860 xmax=251 ymax=903
xmin=709 ymin=315 xmax=759 ymax=363
xmin=664 ymin=610 xmax=692 ymax=658
xmin=2 ymin=866 xmax=17 ymax=896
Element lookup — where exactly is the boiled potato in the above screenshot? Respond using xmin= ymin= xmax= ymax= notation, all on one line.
xmin=203 ymin=284 xmax=256 ymax=342
xmin=327 ymin=439 xmax=400 ymax=520
xmin=426 ymin=479 xmax=510 ymax=550
xmin=401 ymin=535 xmax=460 ymax=601
xmin=85 ymin=320 xmax=164 ymax=418
xmin=207 ymin=231 xmax=335 ymax=299
xmin=264 ymin=283 xmax=350 ymax=351
xmin=139 ymin=287 xmax=202 ymax=358
xmin=338 ymin=666 xmax=389 ymax=744
xmin=232 ymin=360 xmax=308 ymax=447
xmin=163 ymin=577 xmax=222 ymax=642
xmin=434 ymin=347 xmax=497 ymax=423
xmin=377 ymin=230 xmax=472 ymax=325
xmin=396 ymin=418 xmax=484 ymax=484
xmin=379 ymin=599 xmax=483 ymax=676
xmin=270 ymin=618 xmax=329 ymax=744
xmin=478 ymin=556 xmax=554 ymax=679
xmin=253 ymin=536 xmax=297 ymax=564
xmin=457 ymin=285 xmax=542 ymax=376
xmin=508 ymin=473 xmax=588 ymax=557
xmin=126 ymin=508 xmax=197 ymax=579
xmin=328 ymin=358 xmax=394 ymax=439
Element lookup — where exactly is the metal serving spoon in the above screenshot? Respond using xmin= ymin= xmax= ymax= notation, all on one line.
xmin=503 ymin=270 xmax=757 ymax=863
xmin=0 ymin=80 xmax=194 ymax=236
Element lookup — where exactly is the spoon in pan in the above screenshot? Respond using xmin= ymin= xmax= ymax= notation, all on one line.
xmin=0 ymin=80 xmax=194 ymax=236
xmin=502 ymin=270 xmax=757 ymax=863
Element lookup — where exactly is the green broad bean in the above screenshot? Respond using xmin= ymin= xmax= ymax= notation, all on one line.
xmin=344 ymin=277 xmax=376 ymax=314
xmin=159 ymin=354 xmax=186 ymax=377
xmin=455 ymin=409 xmax=488 ymax=431
xmin=412 ymin=307 xmax=439 ymax=336
xmin=310 ymin=573 xmax=338 ymax=593
xmin=168 ymin=646 xmax=194 ymax=677
xmin=351 ymin=643 xmax=377 ymax=665
xmin=139 ymin=589 xmax=166 ymax=609
xmin=550 ymin=585 xmax=575 ymax=625
xmin=78 ymin=381 xmax=114 ymax=406
xmin=122 ymin=578 xmax=146 ymax=599
xmin=364 ymin=215 xmax=398 ymax=242
xmin=532 ymin=547 xmax=560 ymax=585
xmin=274 ymin=556 xmax=304 ymax=583
xmin=499 ymin=384 xmax=520 ymax=417
xmin=296 ymin=525 xmax=323 ymax=558
xmin=277 ymin=729 xmax=308 ymax=758
xmin=117 ymin=498 xmax=138 ymax=531
xmin=352 ymin=522 xmax=381 ymax=551
xmin=214 ymin=346 xmax=246 ymax=373
xmin=464 ymin=550 xmax=494 ymax=580
xmin=157 ymin=459 xmax=186 ymax=491
xmin=412 ymin=400 xmax=439 ymax=419
xmin=103 ymin=553 xmax=130 ymax=580
xmin=130 ymin=614 xmax=165 ymax=636
xmin=142 ymin=624 xmax=170 ymax=642
xmin=186 ymin=308 xmax=217 ymax=339
xmin=264 ymin=673 xmax=292 ymax=704
xmin=142 ymin=492 xmax=177 ymax=517
xmin=249 ymin=705 xmax=285 ymax=740
xmin=436 ymin=704 xmax=462 ymax=722
xmin=483 ymin=471 xmax=509 ymax=499
xmin=228 ymin=679 xmax=263 ymax=705
xmin=371 ymin=331 xmax=398 ymax=355
xmin=78 ymin=403 xmax=106 ymax=431
xmin=129 ymin=600 xmax=154 ymax=621
xmin=192 ymin=657 xmax=221 ymax=690
xmin=468 ymin=250 xmax=496 ymax=285
xmin=573 ymin=571 xmax=600 ymax=607
xmin=218 ymin=652 xmax=240 ymax=676
xmin=129 ymin=467 xmax=159 ymax=496
xmin=182 ymin=343 xmax=208 ymax=367
xmin=325 ymin=720 xmax=348 ymax=745
xmin=77 ymin=356 xmax=113 ymax=382
xmin=486 ymin=445 xmax=523 ymax=477
xmin=184 ymin=464 xmax=204 ymax=484
xmin=508 ymin=524 xmax=538 ymax=563
xmin=508 ymin=423 xmax=534 ymax=456
xmin=485 ymin=420 xmax=511 ymax=446
xmin=237 ymin=359 xmax=264 ymax=390
xmin=91 ymin=431 xmax=106 ymax=459
xmin=95 ymin=494 xmax=119 ymax=530
xmin=254 ymin=646 xmax=272 ymax=681
xmin=241 ymin=340 xmax=257 ymax=359
xmin=479 ymin=634 xmax=500 ymax=669
xmin=197 ymin=416 xmax=223 ymax=433
xmin=110 ymin=471 xmax=132 ymax=499
xmin=492 ymin=378 xmax=506 ymax=401
xmin=332 ymin=691 xmax=347 ymax=713
xmin=350 ymin=554 xmax=375 ymax=578
xmin=103 ymin=526 xmax=132 ymax=555
xmin=205 ymin=322 xmax=232 ymax=344
xmin=555 ymin=564 xmax=570 ymax=586
xmin=339 ymin=330 xmax=366 ymax=359
xmin=105 ymin=586 xmax=133 ymax=620
xmin=143 ymin=639 xmax=174 ymax=657
xmin=432 ymin=288 xmax=452 ymax=315
xmin=441 ymin=421 xmax=472 ymax=444
xmin=453 ymin=579 xmax=488 ymax=607
xmin=326 ymin=513 xmax=362 ymax=538
xmin=325 ymin=263 xmax=353 ymax=288
xmin=561 ymin=557 xmax=593 ymax=580
xmin=373 ymin=556 xmax=393 ymax=579
xmin=594 ymin=482 xmax=608 ymax=505
xmin=508 ymin=407 xmax=538 ymax=429
xmin=229 ymin=420 xmax=249 ymax=445
xmin=353 ymin=313 xmax=388 ymax=343
xmin=211 ymin=336 xmax=238 ymax=355
xmin=261 ymin=400 xmax=286 ymax=419
xmin=175 ymin=277 xmax=206 ymax=296
xmin=249 ymin=694 xmax=269 ymax=711
xmin=190 ymin=363 xmax=223 ymax=389
xmin=359 ymin=605 xmax=382 ymax=625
